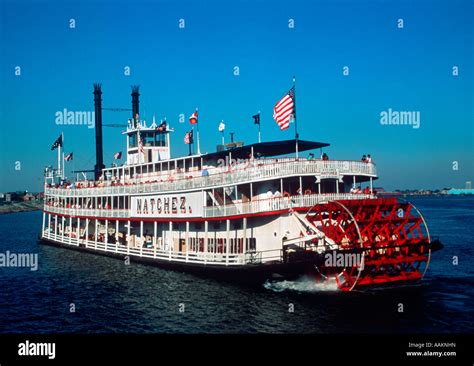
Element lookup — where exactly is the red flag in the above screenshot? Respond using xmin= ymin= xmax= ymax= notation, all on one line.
xmin=189 ymin=111 xmax=198 ymax=125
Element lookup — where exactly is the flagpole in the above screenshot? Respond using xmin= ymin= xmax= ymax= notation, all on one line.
xmin=293 ymin=76 xmax=299 ymax=159
xmin=57 ymin=141 xmax=61 ymax=180
xmin=62 ymin=131 xmax=65 ymax=179
xmin=196 ymin=108 xmax=201 ymax=155
xmin=258 ymin=111 xmax=261 ymax=143
xmin=189 ymin=128 xmax=193 ymax=156
xmin=59 ymin=132 xmax=64 ymax=179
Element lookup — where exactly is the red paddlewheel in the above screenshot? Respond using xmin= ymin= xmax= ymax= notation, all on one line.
xmin=305 ymin=198 xmax=431 ymax=291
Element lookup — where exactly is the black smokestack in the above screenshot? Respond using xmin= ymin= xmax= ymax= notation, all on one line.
xmin=131 ymin=85 xmax=140 ymax=126
xmin=93 ymin=83 xmax=105 ymax=180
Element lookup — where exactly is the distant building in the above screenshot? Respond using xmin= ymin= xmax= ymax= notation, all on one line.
xmin=447 ymin=188 xmax=474 ymax=195
xmin=9 ymin=192 xmax=20 ymax=201
xmin=22 ymin=193 xmax=35 ymax=201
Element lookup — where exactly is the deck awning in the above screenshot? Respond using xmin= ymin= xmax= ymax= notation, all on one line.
xmin=202 ymin=139 xmax=330 ymax=160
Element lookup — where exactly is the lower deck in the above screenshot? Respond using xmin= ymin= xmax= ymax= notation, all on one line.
xmin=38 ymin=232 xmax=315 ymax=284
xmin=40 ymin=210 xmax=297 ymax=267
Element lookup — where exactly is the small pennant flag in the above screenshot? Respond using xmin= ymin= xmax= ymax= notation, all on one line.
xmin=51 ymin=134 xmax=63 ymax=150
xmin=218 ymin=121 xmax=225 ymax=132
xmin=252 ymin=113 xmax=260 ymax=125
xmin=273 ymin=86 xmax=295 ymax=130
xmin=114 ymin=151 xmax=122 ymax=159
xmin=156 ymin=120 xmax=167 ymax=132
xmin=184 ymin=130 xmax=193 ymax=145
xmin=189 ymin=110 xmax=198 ymax=124
xmin=65 ymin=152 xmax=73 ymax=161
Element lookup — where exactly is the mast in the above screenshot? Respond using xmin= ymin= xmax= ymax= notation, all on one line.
xmin=196 ymin=108 xmax=201 ymax=155
xmin=293 ymin=76 xmax=299 ymax=159
xmin=58 ymin=132 xmax=62 ymax=180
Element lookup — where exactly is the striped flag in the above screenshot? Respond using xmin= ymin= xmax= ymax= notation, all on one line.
xmin=137 ymin=131 xmax=144 ymax=153
xmin=273 ymin=86 xmax=295 ymax=130
xmin=65 ymin=152 xmax=73 ymax=161
xmin=189 ymin=110 xmax=198 ymax=124
xmin=184 ymin=130 xmax=193 ymax=145
xmin=114 ymin=151 xmax=122 ymax=159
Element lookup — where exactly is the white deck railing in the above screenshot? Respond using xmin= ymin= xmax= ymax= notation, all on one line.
xmin=203 ymin=193 xmax=373 ymax=217
xmin=43 ymin=193 xmax=373 ymax=219
xmin=42 ymin=231 xmax=250 ymax=266
xmin=45 ymin=159 xmax=377 ymax=197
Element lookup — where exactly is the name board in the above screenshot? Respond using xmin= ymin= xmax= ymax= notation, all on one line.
xmin=131 ymin=192 xmax=203 ymax=218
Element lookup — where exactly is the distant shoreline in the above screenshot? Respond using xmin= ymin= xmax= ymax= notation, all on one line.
xmin=0 ymin=201 xmax=43 ymax=215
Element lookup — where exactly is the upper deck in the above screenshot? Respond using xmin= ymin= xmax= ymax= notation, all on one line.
xmin=45 ymin=157 xmax=377 ymax=197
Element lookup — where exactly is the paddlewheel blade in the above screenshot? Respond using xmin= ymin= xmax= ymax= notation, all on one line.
xmin=305 ymin=198 xmax=431 ymax=291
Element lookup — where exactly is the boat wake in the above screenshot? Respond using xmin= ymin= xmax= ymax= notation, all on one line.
xmin=263 ymin=276 xmax=339 ymax=293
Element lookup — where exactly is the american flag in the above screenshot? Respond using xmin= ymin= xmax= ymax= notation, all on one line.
xmin=114 ymin=151 xmax=122 ymax=159
xmin=273 ymin=86 xmax=295 ymax=130
xmin=64 ymin=152 xmax=73 ymax=161
xmin=184 ymin=130 xmax=193 ymax=145
xmin=137 ymin=131 xmax=144 ymax=153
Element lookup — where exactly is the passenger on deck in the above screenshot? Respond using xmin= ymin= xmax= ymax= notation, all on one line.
xmin=322 ymin=153 xmax=329 ymax=161
xmin=367 ymin=154 xmax=372 ymax=163
xmin=361 ymin=155 xmax=367 ymax=162
xmin=307 ymin=153 xmax=314 ymax=161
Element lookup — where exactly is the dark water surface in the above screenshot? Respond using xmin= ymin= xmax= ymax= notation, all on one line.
xmin=0 ymin=197 xmax=472 ymax=333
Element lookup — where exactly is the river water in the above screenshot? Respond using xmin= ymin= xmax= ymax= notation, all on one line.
xmin=0 ymin=196 xmax=472 ymax=333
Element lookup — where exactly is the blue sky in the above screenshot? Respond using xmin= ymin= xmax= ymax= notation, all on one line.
xmin=1 ymin=0 xmax=473 ymax=192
